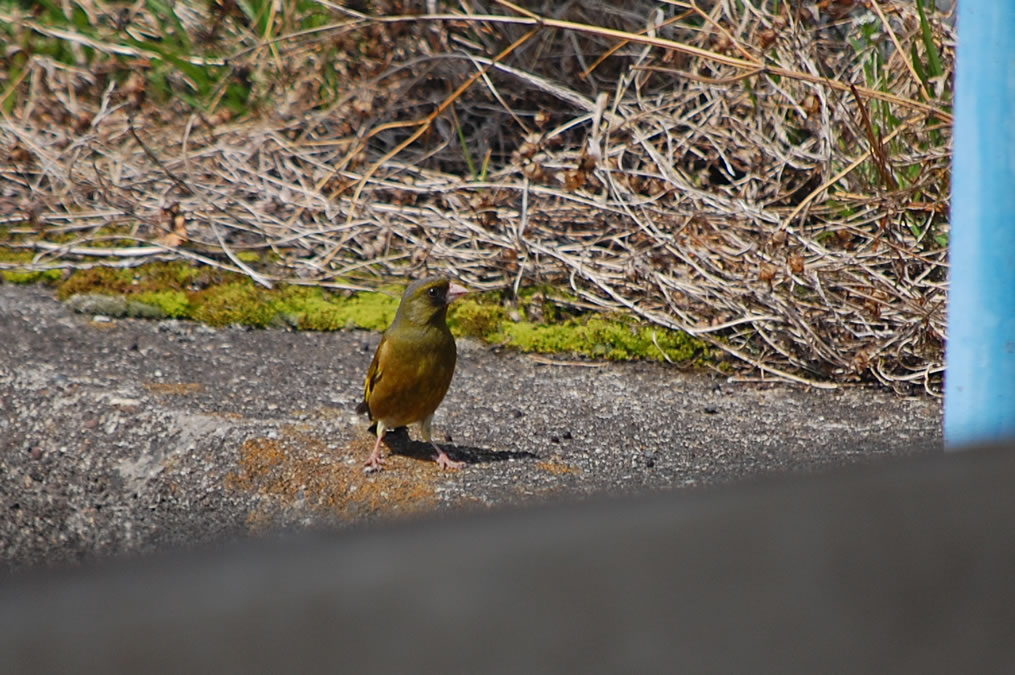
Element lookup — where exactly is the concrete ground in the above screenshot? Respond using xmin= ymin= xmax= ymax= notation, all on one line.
xmin=0 ymin=283 xmax=941 ymax=572
xmin=3 ymin=432 xmax=1013 ymax=674
xmin=7 ymin=283 xmax=1014 ymax=674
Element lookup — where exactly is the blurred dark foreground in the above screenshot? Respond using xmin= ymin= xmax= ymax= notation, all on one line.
xmin=2 ymin=441 xmax=1013 ymax=674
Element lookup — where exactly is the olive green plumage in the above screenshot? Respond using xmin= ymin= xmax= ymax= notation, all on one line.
xmin=357 ymin=276 xmax=467 ymax=470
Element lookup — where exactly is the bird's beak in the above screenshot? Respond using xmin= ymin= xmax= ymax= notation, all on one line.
xmin=446 ymin=282 xmax=468 ymax=305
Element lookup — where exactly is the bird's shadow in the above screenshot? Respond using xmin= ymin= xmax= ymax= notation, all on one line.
xmin=380 ymin=427 xmax=537 ymax=465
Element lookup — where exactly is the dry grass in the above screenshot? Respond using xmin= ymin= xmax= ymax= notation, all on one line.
xmin=0 ymin=0 xmax=954 ymax=393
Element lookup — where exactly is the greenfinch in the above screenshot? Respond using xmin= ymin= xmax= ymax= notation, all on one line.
xmin=356 ymin=276 xmax=468 ymax=471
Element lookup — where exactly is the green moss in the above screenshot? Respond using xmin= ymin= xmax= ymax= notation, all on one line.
xmin=191 ymin=280 xmax=278 ymax=327
xmin=446 ymin=288 xmax=708 ymax=364
xmin=52 ymin=262 xmax=402 ymax=332
xmin=3 ymin=269 xmax=56 ymax=283
xmin=448 ymin=299 xmax=509 ymax=339
xmin=498 ymin=314 xmax=707 ymax=363
xmin=1 ymin=266 xmax=63 ymax=285
xmin=333 ymin=290 xmax=395 ymax=330
xmin=56 ymin=266 xmax=135 ymax=299
xmin=272 ymin=285 xmax=400 ymax=332
xmin=43 ymin=260 xmax=710 ymax=366
xmin=133 ymin=261 xmax=221 ymax=292
xmin=134 ymin=290 xmax=191 ymax=318
xmin=0 ymin=249 xmax=30 ymax=263
xmin=236 ymin=251 xmax=262 ymax=263
xmin=500 ymin=322 xmax=577 ymax=353
xmin=0 ymin=249 xmax=61 ymax=283
xmin=184 ymin=280 xmax=402 ymax=330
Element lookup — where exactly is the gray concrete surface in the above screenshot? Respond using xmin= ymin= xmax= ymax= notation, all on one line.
xmin=1 ymin=283 xmax=941 ymax=572
xmin=3 ymin=442 xmax=1013 ymax=674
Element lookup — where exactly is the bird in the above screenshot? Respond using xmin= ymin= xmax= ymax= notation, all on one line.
xmin=356 ymin=276 xmax=468 ymax=471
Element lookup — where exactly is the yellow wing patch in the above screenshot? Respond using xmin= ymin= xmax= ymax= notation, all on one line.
xmin=360 ymin=335 xmax=391 ymax=417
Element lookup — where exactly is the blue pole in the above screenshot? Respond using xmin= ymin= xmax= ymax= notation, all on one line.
xmin=944 ymin=3 xmax=1015 ymax=448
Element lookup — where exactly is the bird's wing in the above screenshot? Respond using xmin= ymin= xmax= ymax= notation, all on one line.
xmin=357 ymin=334 xmax=388 ymax=417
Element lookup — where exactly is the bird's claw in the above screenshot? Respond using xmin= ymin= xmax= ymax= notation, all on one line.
xmin=363 ymin=454 xmax=386 ymax=473
xmin=434 ymin=450 xmax=465 ymax=470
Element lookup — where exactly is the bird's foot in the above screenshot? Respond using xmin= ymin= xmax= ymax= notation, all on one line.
xmin=364 ymin=450 xmax=386 ymax=473
xmin=433 ymin=447 xmax=464 ymax=470
xmin=364 ymin=432 xmax=388 ymax=472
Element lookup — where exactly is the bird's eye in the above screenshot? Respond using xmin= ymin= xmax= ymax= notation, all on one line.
xmin=427 ymin=287 xmax=440 ymax=297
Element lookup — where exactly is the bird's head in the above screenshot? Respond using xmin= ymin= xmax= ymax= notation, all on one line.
xmin=395 ymin=276 xmax=468 ymax=328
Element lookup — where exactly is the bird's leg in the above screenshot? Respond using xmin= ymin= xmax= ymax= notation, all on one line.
xmin=432 ymin=445 xmax=465 ymax=470
xmin=421 ymin=415 xmax=464 ymax=470
xmin=364 ymin=421 xmax=388 ymax=471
